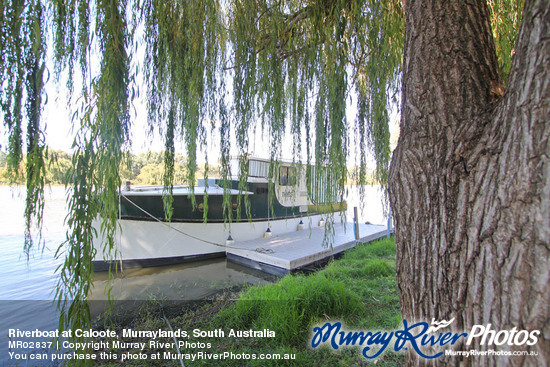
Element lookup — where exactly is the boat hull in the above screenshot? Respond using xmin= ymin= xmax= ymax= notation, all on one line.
xmin=92 ymin=213 xmax=334 ymax=271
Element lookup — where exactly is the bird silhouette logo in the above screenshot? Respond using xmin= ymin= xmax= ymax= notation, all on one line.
xmin=426 ymin=318 xmax=455 ymax=333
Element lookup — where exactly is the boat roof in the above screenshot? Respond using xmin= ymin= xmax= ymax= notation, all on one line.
xmin=227 ymin=176 xmax=268 ymax=183
xmin=123 ymin=185 xmax=253 ymax=196
xmin=233 ymin=155 xmax=312 ymax=165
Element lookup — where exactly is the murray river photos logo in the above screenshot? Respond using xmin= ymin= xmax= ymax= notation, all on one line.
xmin=310 ymin=318 xmax=540 ymax=359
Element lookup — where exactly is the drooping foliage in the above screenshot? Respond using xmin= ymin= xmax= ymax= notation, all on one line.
xmin=142 ymin=0 xmax=223 ymax=218
xmin=0 ymin=0 xmax=47 ymax=251
xmin=51 ymin=0 xmax=133 ymax=332
xmin=0 ymin=0 xmax=523 ymax=352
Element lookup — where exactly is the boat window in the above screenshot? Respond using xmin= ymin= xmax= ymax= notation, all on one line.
xmin=279 ymin=166 xmax=296 ymax=186
xmin=249 ymin=159 xmax=270 ymax=178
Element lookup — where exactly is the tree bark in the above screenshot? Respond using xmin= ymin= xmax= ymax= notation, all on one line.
xmin=388 ymin=0 xmax=549 ymax=366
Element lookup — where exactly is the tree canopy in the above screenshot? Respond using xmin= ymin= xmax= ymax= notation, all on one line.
xmin=1 ymin=0 xmax=524 ymax=356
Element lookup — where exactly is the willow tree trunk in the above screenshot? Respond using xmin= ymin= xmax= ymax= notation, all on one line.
xmin=388 ymin=0 xmax=549 ymax=366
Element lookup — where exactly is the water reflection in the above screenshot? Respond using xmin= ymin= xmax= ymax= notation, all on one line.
xmin=90 ymin=258 xmax=276 ymax=302
xmin=88 ymin=258 xmax=277 ymax=320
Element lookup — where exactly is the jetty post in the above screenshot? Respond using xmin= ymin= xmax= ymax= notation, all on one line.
xmin=354 ymin=207 xmax=360 ymax=240
xmin=387 ymin=207 xmax=393 ymax=237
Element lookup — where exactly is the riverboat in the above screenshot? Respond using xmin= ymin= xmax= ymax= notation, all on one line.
xmin=92 ymin=157 xmax=346 ymax=270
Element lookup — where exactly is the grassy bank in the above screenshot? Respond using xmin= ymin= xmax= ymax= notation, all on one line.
xmin=95 ymin=237 xmax=402 ymax=366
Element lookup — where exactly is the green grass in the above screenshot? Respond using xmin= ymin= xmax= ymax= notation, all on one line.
xmin=93 ymin=237 xmax=403 ymax=366
xmin=217 ymin=273 xmax=364 ymax=345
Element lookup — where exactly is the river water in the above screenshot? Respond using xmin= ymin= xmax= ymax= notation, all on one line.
xmin=0 ymin=184 xmax=387 ymax=364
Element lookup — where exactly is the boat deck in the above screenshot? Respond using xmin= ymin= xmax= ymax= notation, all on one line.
xmin=226 ymin=222 xmax=389 ymax=276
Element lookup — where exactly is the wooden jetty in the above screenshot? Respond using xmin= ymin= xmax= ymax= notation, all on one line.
xmin=226 ymin=222 xmax=389 ymax=276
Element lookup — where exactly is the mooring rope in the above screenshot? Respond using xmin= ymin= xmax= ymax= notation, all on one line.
xmin=120 ymin=193 xmax=230 ymax=248
xmin=120 ymin=193 xmax=279 ymax=253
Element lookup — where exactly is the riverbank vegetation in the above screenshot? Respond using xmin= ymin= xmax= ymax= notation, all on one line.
xmin=0 ymin=150 xmax=218 ymax=186
xmin=1 ymin=149 xmax=381 ymax=186
xmin=93 ymin=237 xmax=402 ymax=366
